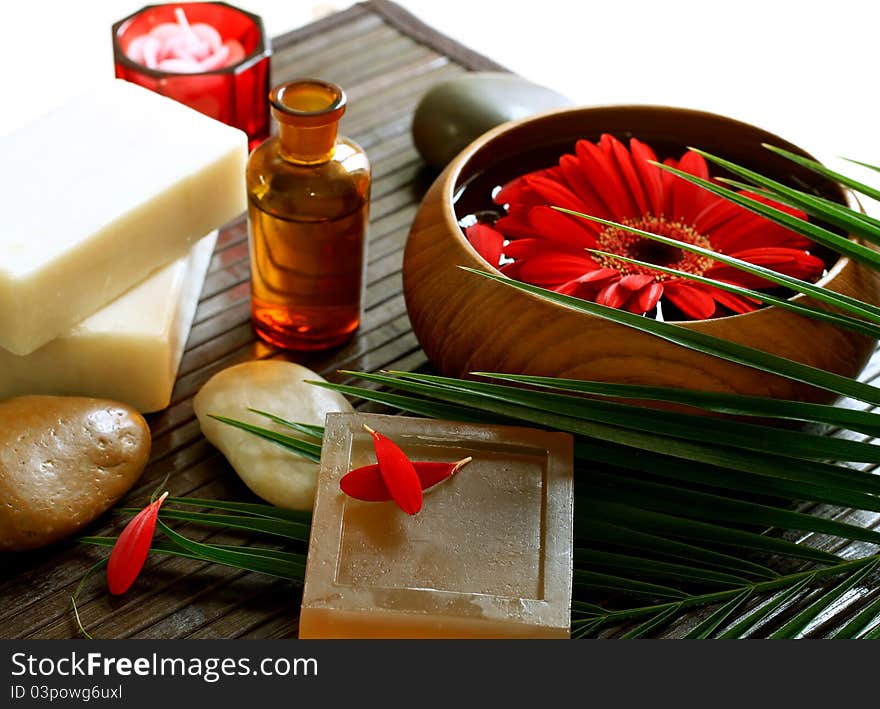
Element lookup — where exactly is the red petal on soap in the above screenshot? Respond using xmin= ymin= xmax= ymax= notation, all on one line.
xmin=340 ymin=458 xmax=473 ymax=501
xmin=365 ymin=425 xmax=423 ymax=515
xmin=106 ymin=492 xmax=168 ymax=595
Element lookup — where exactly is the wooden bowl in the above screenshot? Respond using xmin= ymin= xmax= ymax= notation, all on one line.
xmin=403 ymin=106 xmax=880 ymax=403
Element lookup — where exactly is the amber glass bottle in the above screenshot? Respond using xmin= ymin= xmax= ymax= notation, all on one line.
xmin=246 ymin=79 xmax=370 ymax=350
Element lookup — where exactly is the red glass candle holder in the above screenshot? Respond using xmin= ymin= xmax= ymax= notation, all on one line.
xmin=113 ymin=2 xmax=271 ymax=150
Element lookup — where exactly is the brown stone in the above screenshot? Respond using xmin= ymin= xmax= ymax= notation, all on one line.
xmin=0 ymin=395 xmax=151 ymax=552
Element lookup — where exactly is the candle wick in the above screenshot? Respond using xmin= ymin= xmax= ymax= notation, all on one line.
xmin=174 ymin=7 xmax=192 ymax=32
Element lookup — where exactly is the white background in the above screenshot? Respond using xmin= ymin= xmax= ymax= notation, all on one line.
xmin=3 ymin=0 xmax=879 ymax=176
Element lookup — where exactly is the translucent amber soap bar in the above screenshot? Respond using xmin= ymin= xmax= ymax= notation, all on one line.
xmin=299 ymin=413 xmax=574 ymax=638
xmin=0 ymin=79 xmax=246 ymax=355
xmin=0 ymin=232 xmax=216 ymax=413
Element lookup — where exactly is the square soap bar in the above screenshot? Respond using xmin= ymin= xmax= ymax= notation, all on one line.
xmin=0 ymin=231 xmax=216 ymax=413
xmin=0 ymin=79 xmax=246 ymax=355
xmin=299 ymin=413 xmax=574 ymax=638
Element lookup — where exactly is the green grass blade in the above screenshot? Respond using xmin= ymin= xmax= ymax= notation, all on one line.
xmin=831 ymin=593 xmax=880 ymax=638
xmin=768 ymin=558 xmax=880 ymax=638
xmin=462 ymin=268 xmax=880 ymax=407
xmin=572 ymin=618 xmax=606 ymax=639
xmin=577 ymin=438 xmax=880 ymax=515
xmin=690 ymin=147 xmax=880 ymax=245
xmin=157 ymin=520 xmax=305 ymax=580
xmin=145 ymin=509 xmax=310 ymax=541
xmin=620 ymin=604 xmax=683 ymax=639
xmin=576 ymin=518 xmax=777 ymax=580
xmin=716 ymin=176 xmax=880 ymax=235
xmin=575 ymin=549 xmax=750 ymax=587
xmin=208 ymin=415 xmax=322 ymax=462
xmin=764 ymin=145 xmax=880 ymax=202
xmin=329 ymin=371 xmax=880 ymax=512
xmin=385 ymin=370 xmax=880 ymax=466
xmin=78 ymin=537 xmax=305 ymax=568
xmin=718 ymin=576 xmax=816 ymax=639
xmin=587 ymin=472 xmax=880 ymax=547
xmin=306 ymin=381 xmax=485 ymax=422
xmin=571 ymin=601 xmax=608 ymax=616
xmin=684 ymin=589 xmax=753 ymax=639
xmin=247 ymin=409 xmax=325 ymax=441
xmin=586 ymin=247 xmax=880 ymax=340
xmin=858 ymin=621 xmax=880 ymax=639
xmin=347 ymin=371 xmax=880 ymax=498
xmin=481 ymin=373 xmax=880 ymax=438
xmin=652 ymin=162 xmax=880 ymax=272
xmin=573 ymin=570 xmax=690 ymax=600
xmin=166 ymin=497 xmax=311 ymax=524
xmin=583 ymin=501 xmax=840 ymax=565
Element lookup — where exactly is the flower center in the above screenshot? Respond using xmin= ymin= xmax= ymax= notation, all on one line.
xmin=595 ymin=215 xmax=715 ymax=281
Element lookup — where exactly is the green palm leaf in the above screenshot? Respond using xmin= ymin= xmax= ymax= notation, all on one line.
xmin=688 ymin=147 xmax=880 ymax=246
xmin=764 ymin=145 xmax=880 ymax=203
xmin=651 ymin=162 xmax=880 ymax=272
xmin=459 ymin=267 xmax=880 ymax=407
xmin=208 ymin=415 xmax=322 ymax=462
xmin=586 ymin=247 xmax=880 ymax=340
xmin=562 ymin=210 xmax=880 ymax=325
xmin=478 ymin=373 xmax=880 ymax=437
xmin=620 ymin=604 xmax=683 ymax=639
xmin=684 ymin=590 xmax=753 ymax=639
xmin=247 ymin=409 xmax=325 ymax=441
xmin=831 ymin=592 xmax=880 ymax=639
xmin=117 ymin=508 xmax=311 ymax=542
xmin=321 ymin=372 xmax=880 ymax=499
xmin=768 ymin=559 xmax=880 ymax=639
xmin=166 ymin=497 xmax=311 ymax=524
xmin=717 ymin=577 xmax=816 ymax=639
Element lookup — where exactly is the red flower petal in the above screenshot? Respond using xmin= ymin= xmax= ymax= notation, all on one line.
xmin=512 ymin=251 xmax=600 ymax=286
xmin=707 ymin=246 xmax=825 ymax=285
xmin=630 ymin=138 xmax=664 ymax=216
xmin=693 ymin=197 xmax=747 ymax=235
xmin=521 ymin=174 xmax=587 ymax=213
xmin=663 ymin=281 xmax=717 ymax=320
xmin=671 ymin=151 xmax=710 ymax=224
xmin=576 ymin=138 xmax=636 ymax=219
xmin=708 ymin=192 xmax=810 ymax=252
xmin=660 ymin=157 xmax=679 ymax=217
xmin=596 ymin=274 xmax=660 ymax=313
xmin=365 ymin=425 xmax=422 ymax=515
xmin=604 ymin=134 xmax=650 ymax=215
xmin=494 ymin=206 xmax=542 ymax=240
xmin=107 ymin=492 xmax=168 ymax=595
xmin=340 ymin=458 xmax=472 ymax=501
xmin=554 ymin=267 xmax=620 ymax=297
xmin=528 ymin=205 xmax=600 ymax=247
xmin=495 ymin=167 xmax=558 ymax=207
xmin=465 ymin=223 xmax=504 ymax=267
xmin=559 ymin=154 xmax=613 ymax=219
xmin=705 ymin=284 xmax=762 ymax=314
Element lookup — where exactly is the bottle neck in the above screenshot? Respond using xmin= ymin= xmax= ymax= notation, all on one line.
xmin=277 ymin=121 xmax=339 ymax=165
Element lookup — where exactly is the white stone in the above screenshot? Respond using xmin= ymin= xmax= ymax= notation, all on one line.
xmin=0 ymin=79 xmax=247 ymax=355
xmin=0 ymin=232 xmax=216 ymax=413
xmin=194 ymin=361 xmax=353 ymax=510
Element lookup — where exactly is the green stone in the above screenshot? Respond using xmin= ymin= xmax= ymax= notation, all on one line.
xmin=412 ymin=72 xmax=572 ymax=170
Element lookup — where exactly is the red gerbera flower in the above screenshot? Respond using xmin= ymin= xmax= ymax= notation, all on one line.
xmin=464 ymin=134 xmax=825 ymax=320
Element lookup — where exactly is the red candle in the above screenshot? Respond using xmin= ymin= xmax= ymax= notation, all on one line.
xmin=113 ymin=3 xmax=271 ymax=149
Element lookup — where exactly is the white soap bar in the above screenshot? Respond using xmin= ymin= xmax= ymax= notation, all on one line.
xmin=0 ymin=79 xmax=246 ymax=355
xmin=0 ymin=232 xmax=217 ymax=413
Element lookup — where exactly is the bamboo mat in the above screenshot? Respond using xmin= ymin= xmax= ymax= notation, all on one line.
xmin=3 ymin=0 xmax=878 ymax=640
xmin=0 ymin=0 xmax=505 ymax=640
